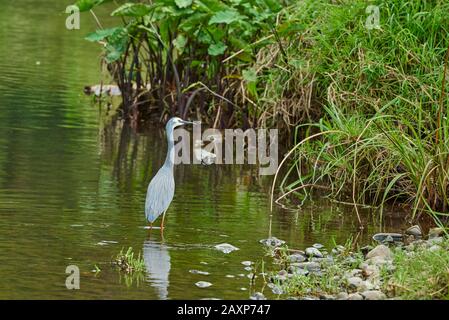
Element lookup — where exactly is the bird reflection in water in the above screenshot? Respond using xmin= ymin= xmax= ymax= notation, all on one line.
xmin=143 ymin=239 xmax=171 ymax=300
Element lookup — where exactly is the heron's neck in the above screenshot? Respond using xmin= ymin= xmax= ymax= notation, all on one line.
xmin=164 ymin=127 xmax=175 ymax=168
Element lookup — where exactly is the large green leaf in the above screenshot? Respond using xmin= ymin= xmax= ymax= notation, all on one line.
xmin=111 ymin=3 xmax=157 ymax=17
xmin=85 ymin=27 xmax=128 ymax=63
xmin=208 ymin=42 xmax=227 ymax=56
xmin=173 ymin=34 xmax=188 ymax=54
xmin=74 ymin=0 xmax=111 ymax=12
xmin=85 ymin=27 xmax=124 ymax=42
xmin=175 ymin=0 xmax=193 ymax=8
xmin=179 ymin=12 xmax=208 ymax=32
xmin=105 ymin=31 xmax=129 ymax=63
xmin=195 ymin=0 xmax=227 ymax=13
xmin=209 ymin=10 xmax=242 ymax=25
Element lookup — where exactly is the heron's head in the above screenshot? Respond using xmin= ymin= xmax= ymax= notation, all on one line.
xmin=166 ymin=117 xmax=193 ymax=131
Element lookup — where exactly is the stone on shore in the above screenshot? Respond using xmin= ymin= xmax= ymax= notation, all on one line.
xmin=405 ymin=225 xmax=422 ymax=238
xmin=347 ymin=293 xmax=364 ymax=300
xmin=305 ymin=247 xmax=324 ymax=258
xmin=336 ymin=292 xmax=349 ymax=300
xmin=346 ymin=276 xmax=363 ymax=290
xmin=250 ymin=292 xmax=266 ymax=300
xmin=366 ymin=244 xmax=393 ymax=260
xmin=361 ymin=290 xmax=386 ymax=300
xmin=428 ymin=227 xmax=445 ymax=239
xmin=288 ymin=253 xmax=306 ymax=263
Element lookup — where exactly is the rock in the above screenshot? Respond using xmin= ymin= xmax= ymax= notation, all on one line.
xmin=428 ymin=245 xmax=441 ymax=252
xmin=336 ymin=292 xmax=349 ymax=300
xmin=301 ymin=296 xmax=319 ymax=300
xmin=273 ymin=270 xmax=288 ymax=282
xmin=305 ymin=247 xmax=324 ymax=258
xmin=428 ymin=237 xmax=443 ymax=245
xmin=313 ymin=243 xmax=324 ymax=249
xmin=319 ymin=294 xmax=335 ymax=300
xmin=347 ymin=276 xmax=364 ymax=290
xmin=332 ymin=245 xmax=345 ymax=255
xmin=366 ymin=244 xmax=393 ymax=260
xmin=348 ymin=293 xmax=364 ymax=300
xmin=189 ymin=269 xmax=210 ymax=275
xmin=241 ymin=261 xmax=252 ymax=266
xmin=366 ymin=256 xmax=392 ymax=266
xmin=294 ymin=261 xmax=321 ymax=272
xmin=428 ymin=227 xmax=445 ymax=239
xmin=361 ymin=290 xmax=386 ymax=300
xmin=268 ymin=283 xmax=283 ymax=295
xmin=288 ymin=253 xmax=306 ymax=263
xmin=372 ymin=233 xmax=403 ymax=244
xmin=345 ymin=269 xmax=363 ymax=278
xmin=214 ymin=243 xmax=239 ymax=254
xmin=250 ymin=292 xmax=266 ymax=300
xmin=259 ymin=237 xmax=286 ymax=247
xmin=195 ymin=281 xmax=212 ymax=288
xmin=405 ymin=225 xmax=422 ymax=237
xmin=357 ymin=280 xmax=375 ymax=292
xmin=244 ymin=267 xmax=252 ymax=271
xmin=278 ymin=270 xmax=288 ymax=276
xmin=361 ymin=264 xmax=379 ymax=278
xmin=289 ymin=266 xmax=309 ymax=276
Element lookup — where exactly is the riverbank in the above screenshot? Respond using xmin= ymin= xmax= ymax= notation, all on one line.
xmin=263 ymin=227 xmax=449 ymax=300
xmin=79 ymin=0 xmax=449 ymax=226
xmin=270 ymin=0 xmax=449 ymax=227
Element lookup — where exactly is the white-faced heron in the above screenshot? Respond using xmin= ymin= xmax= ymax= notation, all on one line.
xmin=145 ymin=117 xmax=193 ymax=230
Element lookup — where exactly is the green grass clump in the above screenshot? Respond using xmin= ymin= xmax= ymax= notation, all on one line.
xmin=386 ymin=242 xmax=449 ymax=300
xmin=269 ymin=0 xmax=449 ymax=224
xmin=114 ymin=247 xmax=145 ymax=274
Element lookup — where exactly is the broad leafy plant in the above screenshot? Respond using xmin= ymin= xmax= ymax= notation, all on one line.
xmin=75 ymin=0 xmax=286 ymax=127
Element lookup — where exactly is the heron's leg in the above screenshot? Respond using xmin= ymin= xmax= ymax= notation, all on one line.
xmin=160 ymin=210 xmax=167 ymax=230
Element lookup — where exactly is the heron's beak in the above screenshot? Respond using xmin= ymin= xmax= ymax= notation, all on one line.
xmin=180 ymin=120 xmax=194 ymax=125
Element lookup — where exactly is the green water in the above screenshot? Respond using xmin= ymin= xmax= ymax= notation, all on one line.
xmin=0 ymin=0 xmax=409 ymax=299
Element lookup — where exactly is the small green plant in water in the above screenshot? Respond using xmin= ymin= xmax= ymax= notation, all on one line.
xmin=114 ymin=247 xmax=145 ymax=274
xmin=93 ymin=264 xmax=101 ymax=274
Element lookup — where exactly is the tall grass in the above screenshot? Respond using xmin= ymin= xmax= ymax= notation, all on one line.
xmin=270 ymin=0 xmax=449 ymax=226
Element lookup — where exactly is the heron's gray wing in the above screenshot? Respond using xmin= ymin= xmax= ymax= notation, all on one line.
xmin=145 ymin=167 xmax=175 ymax=223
